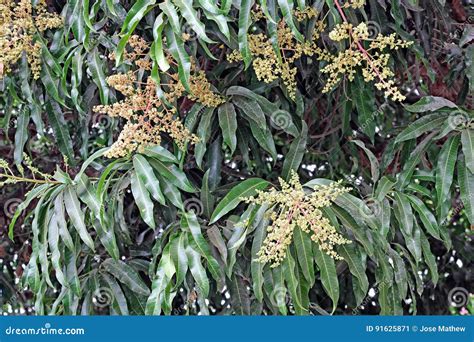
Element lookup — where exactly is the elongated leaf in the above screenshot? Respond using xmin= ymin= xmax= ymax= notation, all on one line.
xmin=218 ymin=102 xmax=238 ymax=154
xmin=48 ymin=215 xmax=67 ymax=287
xmin=419 ymin=230 xmax=439 ymax=285
xmin=103 ymin=259 xmax=150 ymax=296
xmin=170 ymin=234 xmax=188 ymax=287
xmin=251 ymin=218 xmax=268 ymax=302
xmin=395 ymin=113 xmax=448 ymax=143
xmin=461 ymin=129 xmax=474 ymax=173
xmin=314 ymin=245 xmax=338 ymax=313
xmin=165 ymin=25 xmax=191 ymax=91
xmin=131 ymin=171 xmax=155 ymax=229
xmin=458 ymin=156 xmax=474 ymax=225
xmin=238 ymin=0 xmax=252 ymax=68
xmin=174 ymin=0 xmax=213 ymax=43
xmin=351 ymin=139 xmax=380 ymax=182
xmin=232 ymin=96 xmax=267 ymax=129
xmin=282 ymin=121 xmax=308 ymax=180
xmin=404 ymin=96 xmax=457 ymax=112
xmin=393 ymin=191 xmax=414 ymax=236
xmin=46 ymin=101 xmax=74 ymax=164
xmin=230 ymin=274 xmax=251 ymax=315
xmin=133 ymin=155 xmax=165 ymax=205
xmin=181 ymin=212 xmax=221 ymax=281
xmin=406 ymin=194 xmax=441 ymax=240
xmin=435 ymin=135 xmax=460 ymax=221
xmin=116 ymin=0 xmax=157 ymax=64
xmin=185 ymin=242 xmax=210 ymax=297
xmin=88 ymin=48 xmax=109 ymax=104
xmin=277 ymin=0 xmax=304 ymax=41
xmin=13 ymin=109 xmax=30 ymax=165
xmin=148 ymin=158 xmax=195 ymax=192
xmin=337 ymin=244 xmax=369 ymax=306
xmin=210 ymin=179 xmax=270 ymax=223
xmin=293 ymin=227 xmax=314 ymax=285
xmin=54 ymin=193 xmax=74 ymax=251
xmin=64 ymin=186 xmax=95 ymax=250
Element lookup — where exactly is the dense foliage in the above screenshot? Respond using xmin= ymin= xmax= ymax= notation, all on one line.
xmin=0 ymin=0 xmax=472 ymax=316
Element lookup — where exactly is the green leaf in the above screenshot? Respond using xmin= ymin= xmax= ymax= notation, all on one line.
xmin=406 ymin=194 xmax=441 ymax=240
xmin=48 ymin=215 xmax=67 ymax=287
xmin=148 ymin=158 xmax=195 ymax=192
xmin=251 ymin=218 xmax=268 ymax=301
xmin=458 ymin=155 xmax=474 ymax=225
xmin=395 ymin=113 xmax=448 ymax=143
xmin=116 ymin=0 xmax=157 ymax=65
xmin=435 ymin=135 xmax=460 ymax=221
xmin=130 ymin=171 xmax=156 ymax=229
xmin=229 ymin=274 xmax=251 ymax=315
xmin=161 ymin=181 xmax=184 ymax=210
xmin=238 ymin=0 xmax=252 ymax=68
xmin=210 ymin=178 xmax=271 ymax=223
xmin=337 ymin=244 xmax=369 ymax=306
xmin=218 ymin=102 xmax=238 ymax=154
xmin=88 ymin=48 xmax=109 ymax=105
xmin=314 ymin=245 xmax=338 ymax=313
xmin=181 ymin=211 xmax=221 ymax=281
xmin=165 ymin=25 xmax=191 ymax=91
xmin=282 ymin=251 xmax=306 ymax=314
xmin=13 ymin=108 xmax=30 ymax=165
xmin=54 ymin=193 xmax=74 ymax=251
xmin=293 ymin=227 xmax=314 ymax=286
xmin=174 ymin=0 xmax=214 ymax=43
xmin=353 ymin=76 xmax=376 ymax=143
xmin=404 ymin=96 xmax=458 ymax=112
xmin=396 ymin=131 xmax=436 ymax=189
xmin=63 ymin=186 xmax=95 ymax=250
xmin=277 ymin=0 xmax=304 ymax=41
xmin=142 ymin=145 xmax=179 ymax=163
xmin=102 ymin=274 xmax=129 ymax=315
xmin=232 ymin=96 xmax=267 ymax=130
xmin=351 ymin=139 xmax=380 ymax=182
xmin=133 ymin=155 xmax=165 ymax=205
xmin=461 ymin=129 xmax=474 ymax=173
xmin=170 ymin=233 xmax=188 ymax=287
xmin=103 ymin=259 xmax=150 ymax=296
xmin=151 ymin=13 xmax=170 ymax=72
xmin=393 ymin=191 xmax=414 ymax=236
xmin=419 ymin=230 xmax=439 ymax=285
xmin=282 ymin=121 xmax=308 ymax=180
xmin=185 ymin=242 xmax=210 ymax=297
xmin=46 ymin=101 xmax=75 ymax=165
xmin=249 ymin=121 xmax=277 ymax=160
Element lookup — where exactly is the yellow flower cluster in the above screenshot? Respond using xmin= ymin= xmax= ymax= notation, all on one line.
xmin=96 ymin=37 xmax=224 ymax=158
xmin=243 ymin=171 xmax=351 ymax=267
xmin=228 ymin=11 xmax=326 ymax=100
xmin=322 ymin=22 xmax=412 ymax=101
xmin=342 ymin=0 xmax=366 ymax=8
xmin=0 ymin=0 xmax=62 ymax=79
